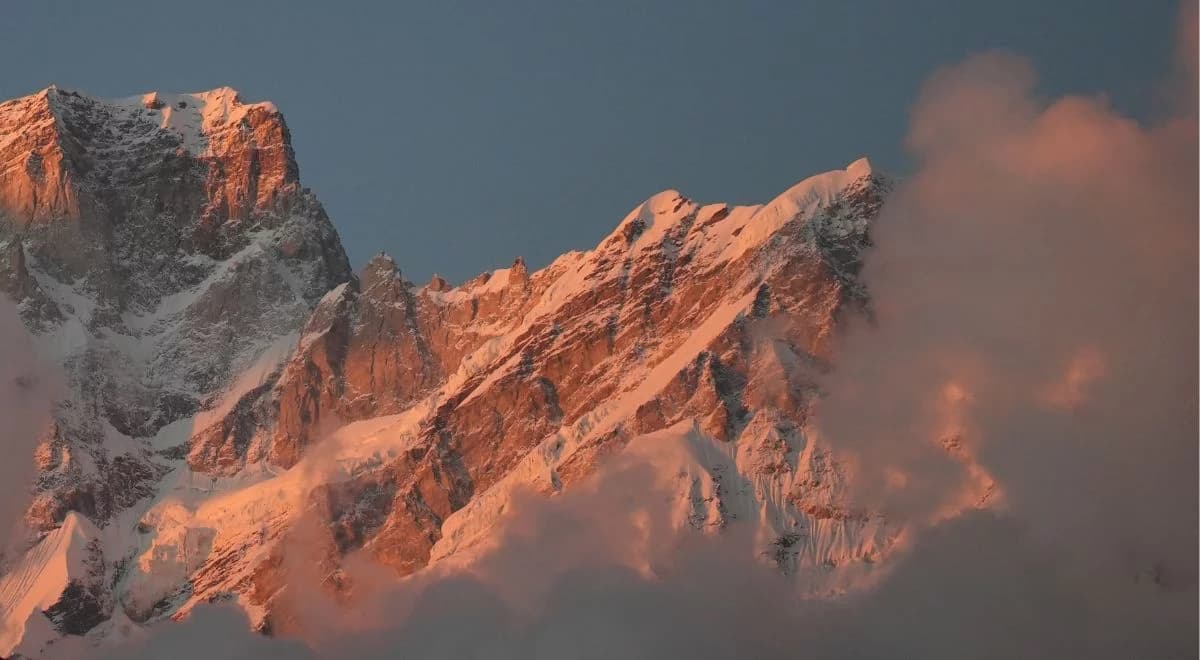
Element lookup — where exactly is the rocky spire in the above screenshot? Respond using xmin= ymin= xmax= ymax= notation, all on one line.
xmin=510 ymin=255 xmax=530 ymax=290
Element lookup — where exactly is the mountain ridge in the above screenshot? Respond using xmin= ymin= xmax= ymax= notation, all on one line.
xmin=0 ymin=86 xmax=907 ymax=657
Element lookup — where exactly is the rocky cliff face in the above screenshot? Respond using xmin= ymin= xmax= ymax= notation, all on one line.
xmin=173 ymin=158 xmax=897 ymax=627
xmin=0 ymin=85 xmax=902 ymax=657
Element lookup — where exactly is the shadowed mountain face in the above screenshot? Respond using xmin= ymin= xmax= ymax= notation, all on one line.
xmin=0 ymin=87 xmax=903 ymax=653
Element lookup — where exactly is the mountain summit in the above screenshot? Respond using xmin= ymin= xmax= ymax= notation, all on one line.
xmin=0 ymin=87 xmax=353 ymax=655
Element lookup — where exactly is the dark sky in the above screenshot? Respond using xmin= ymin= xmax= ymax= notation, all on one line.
xmin=0 ymin=1 xmax=1182 ymax=282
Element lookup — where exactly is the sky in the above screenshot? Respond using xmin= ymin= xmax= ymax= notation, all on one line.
xmin=0 ymin=0 xmax=1184 ymax=282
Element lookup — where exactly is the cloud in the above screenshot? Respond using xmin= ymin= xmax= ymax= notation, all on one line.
xmin=818 ymin=43 xmax=1197 ymax=554
xmin=88 ymin=441 xmax=1196 ymax=660
xmin=75 ymin=445 xmax=800 ymax=660
xmin=810 ymin=10 xmax=1198 ymax=658
xmin=71 ymin=606 xmax=313 ymax=660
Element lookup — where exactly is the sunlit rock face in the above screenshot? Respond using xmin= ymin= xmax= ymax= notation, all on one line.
xmin=184 ymin=157 xmax=896 ymax=616
xmin=0 ymin=84 xmax=900 ymax=654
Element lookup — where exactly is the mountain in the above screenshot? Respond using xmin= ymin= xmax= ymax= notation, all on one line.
xmin=0 ymin=86 xmax=899 ymax=656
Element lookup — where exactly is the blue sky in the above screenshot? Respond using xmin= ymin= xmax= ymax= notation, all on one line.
xmin=0 ymin=0 xmax=1183 ymax=281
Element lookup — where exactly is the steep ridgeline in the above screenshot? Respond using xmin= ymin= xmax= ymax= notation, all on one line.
xmin=0 ymin=85 xmax=901 ymax=657
xmin=0 ymin=87 xmax=351 ymax=655
xmin=166 ymin=158 xmax=897 ymax=631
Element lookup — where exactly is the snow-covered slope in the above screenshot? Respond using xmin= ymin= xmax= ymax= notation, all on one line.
xmin=0 ymin=84 xmax=910 ymax=656
xmin=0 ymin=513 xmax=101 ymax=657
